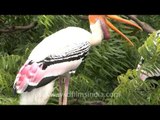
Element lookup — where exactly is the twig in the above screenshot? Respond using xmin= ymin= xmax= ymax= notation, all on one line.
xmin=77 ymin=15 xmax=88 ymax=20
xmin=127 ymin=15 xmax=156 ymax=33
xmin=0 ymin=21 xmax=38 ymax=33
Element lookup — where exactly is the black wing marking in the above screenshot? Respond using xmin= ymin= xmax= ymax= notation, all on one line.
xmin=42 ymin=51 xmax=88 ymax=70
xmin=24 ymin=76 xmax=58 ymax=92
xmin=38 ymin=41 xmax=90 ymax=70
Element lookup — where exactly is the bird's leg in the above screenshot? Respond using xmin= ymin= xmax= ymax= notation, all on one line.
xmin=59 ymin=76 xmax=63 ymax=105
xmin=62 ymin=73 xmax=70 ymax=105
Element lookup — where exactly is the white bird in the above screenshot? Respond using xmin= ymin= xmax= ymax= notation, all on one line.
xmin=13 ymin=15 xmax=142 ymax=105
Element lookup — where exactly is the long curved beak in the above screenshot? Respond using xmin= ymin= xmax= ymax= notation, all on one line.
xmin=105 ymin=15 xmax=142 ymax=46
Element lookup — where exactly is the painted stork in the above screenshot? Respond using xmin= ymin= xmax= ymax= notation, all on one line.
xmin=13 ymin=15 xmax=142 ymax=105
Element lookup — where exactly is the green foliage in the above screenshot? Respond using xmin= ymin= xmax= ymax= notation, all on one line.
xmin=37 ymin=15 xmax=88 ymax=38
xmin=0 ymin=55 xmax=23 ymax=104
xmin=108 ymin=69 xmax=160 ymax=105
xmin=0 ymin=95 xmax=18 ymax=105
xmin=0 ymin=16 xmax=38 ymax=54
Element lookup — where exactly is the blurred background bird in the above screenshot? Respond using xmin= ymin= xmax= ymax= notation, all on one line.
xmin=137 ymin=30 xmax=160 ymax=81
xmin=13 ymin=15 xmax=142 ymax=105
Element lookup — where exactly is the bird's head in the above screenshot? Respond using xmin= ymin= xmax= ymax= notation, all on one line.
xmin=88 ymin=15 xmax=142 ymax=46
xmin=137 ymin=30 xmax=160 ymax=81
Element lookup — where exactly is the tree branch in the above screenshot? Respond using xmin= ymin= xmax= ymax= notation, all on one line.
xmin=127 ymin=15 xmax=156 ymax=33
xmin=0 ymin=21 xmax=38 ymax=33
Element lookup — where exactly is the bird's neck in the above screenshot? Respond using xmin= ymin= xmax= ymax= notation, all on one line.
xmin=89 ymin=21 xmax=104 ymax=46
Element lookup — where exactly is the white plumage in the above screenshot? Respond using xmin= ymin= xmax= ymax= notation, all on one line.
xmin=20 ymin=81 xmax=55 ymax=105
xmin=29 ymin=27 xmax=91 ymax=62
